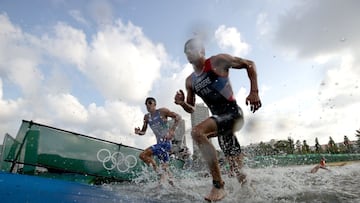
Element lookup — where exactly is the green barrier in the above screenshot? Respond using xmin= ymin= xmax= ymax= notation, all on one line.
xmin=23 ymin=130 xmax=39 ymax=174
xmin=0 ymin=120 xmax=184 ymax=184
xmin=246 ymin=153 xmax=360 ymax=168
xmin=0 ymin=134 xmax=21 ymax=172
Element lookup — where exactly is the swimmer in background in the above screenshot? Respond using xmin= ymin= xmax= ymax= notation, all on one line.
xmin=310 ymin=157 xmax=330 ymax=173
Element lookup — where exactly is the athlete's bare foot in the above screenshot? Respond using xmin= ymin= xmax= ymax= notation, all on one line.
xmin=237 ymin=173 xmax=247 ymax=185
xmin=159 ymin=173 xmax=166 ymax=183
xmin=158 ymin=172 xmax=175 ymax=187
xmin=168 ymin=179 xmax=174 ymax=186
xmin=227 ymin=171 xmax=235 ymax=178
xmin=204 ymin=187 xmax=226 ymax=202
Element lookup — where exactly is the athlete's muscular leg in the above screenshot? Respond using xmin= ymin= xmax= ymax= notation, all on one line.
xmin=227 ymin=153 xmax=247 ymax=184
xmin=191 ymin=118 xmax=226 ymax=201
xmin=218 ymin=129 xmax=246 ymax=184
xmin=159 ymin=163 xmax=174 ymax=186
xmin=139 ymin=147 xmax=157 ymax=171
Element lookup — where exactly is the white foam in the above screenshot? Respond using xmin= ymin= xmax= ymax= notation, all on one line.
xmin=106 ymin=162 xmax=360 ymax=202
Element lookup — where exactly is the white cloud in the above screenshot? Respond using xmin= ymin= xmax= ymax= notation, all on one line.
xmin=69 ymin=10 xmax=89 ymax=26
xmin=0 ymin=79 xmax=24 ymax=121
xmin=0 ymin=13 xmax=179 ymax=151
xmin=236 ymin=52 xmax=360 ymax=145
xmin=258 ymin=58 xmax=359 ymax=146
xmin=318 ymin=54 xmax=360 ymax=111
xmin=214 ymin=25 xmax=250 ymax=56
xmin=84 ymin=20 xmax=166 ymax=103
xmin=38 ymin=22 xmax=88 ymax=67
xmin=274 ymin=0 xmax=360 ymax=59
xmin=88 ymin=0 xmax=114 ymax=26
xmin=0 ymin=13 xmax=21 ymax=38
xmin=256 ymin=13 xmax=271 ymax=37
xmin=255 ymin=0 xmax=360 ymax=146
xmin=46 ymin=93 xmax=88 ymax=123
xmin=0 ymin=13 xmax=43 ymax=96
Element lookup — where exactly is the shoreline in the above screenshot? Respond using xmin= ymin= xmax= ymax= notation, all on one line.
xmin=326 ymin=160 xmax=360 ymax=166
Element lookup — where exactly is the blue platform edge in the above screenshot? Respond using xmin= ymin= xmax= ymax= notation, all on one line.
xmin=0 ymin=172 xmax=159 ymax=203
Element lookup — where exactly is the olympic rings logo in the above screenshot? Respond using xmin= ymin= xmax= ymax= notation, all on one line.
xmin=96 ymin=149 xmax=138 ymax=173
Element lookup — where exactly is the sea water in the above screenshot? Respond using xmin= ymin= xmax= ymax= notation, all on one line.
xmin=102 ymin=163 xmax=360 ymax=203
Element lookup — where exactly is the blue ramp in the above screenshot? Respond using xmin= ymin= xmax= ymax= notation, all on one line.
xmin=0 ymin=172 xmax=160 ymax=203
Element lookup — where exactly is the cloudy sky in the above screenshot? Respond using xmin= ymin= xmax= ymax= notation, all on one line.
xmin=0 ymin=0 xmax=359 ymax=151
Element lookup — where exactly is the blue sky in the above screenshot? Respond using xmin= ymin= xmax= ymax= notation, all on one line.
xmin=1 ymin=0 xmax=359 ymax=151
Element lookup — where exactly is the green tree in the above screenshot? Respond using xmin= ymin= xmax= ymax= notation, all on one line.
xmin=355 ymin=129 xmax=360 ymax=152
xmin=343 ymin=135 xmax=353 ymax=153
xmin=315 ymin=137 xmax=322 ymax=153
xmin=302 ymin=140 xmax=310 ymax=154
xmin=256 ymin=142 xmax=267 ymax=156
xmin=287 ymin=137 xmax=295 ymax=154
xmin=328 ymin=136 xmax=338 ymax=154
xmin=256 ymin=141 xmax=275 ymax=156
xmin=274 ymin=140 xmax=288 ymax=155
xmin=295 ymin=140 xmax=302 ymax=154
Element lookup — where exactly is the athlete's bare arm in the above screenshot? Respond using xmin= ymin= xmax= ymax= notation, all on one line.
xmin=159 ymin=108 xmax=181 ymax=130
xmin=174 ymin=75 xmax=196 ymax=113
xmin=134 ymin=114 xmax=148 ymax=135
xmin=211 ymin=54 xmax=262 ymax=113
xmin=159 ymin=108 xmax=181 ymax=140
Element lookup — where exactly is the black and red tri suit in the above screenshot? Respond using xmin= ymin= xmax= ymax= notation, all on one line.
xmin=191 ymin=58 xmax=244 ymax=156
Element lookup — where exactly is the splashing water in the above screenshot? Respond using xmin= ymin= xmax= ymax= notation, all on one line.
xmin=102 ymin=163 xmax=360 ymax=203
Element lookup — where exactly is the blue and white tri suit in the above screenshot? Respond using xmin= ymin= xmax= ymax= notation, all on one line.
xmin=148 ymin=110 xmax=172 ymax=163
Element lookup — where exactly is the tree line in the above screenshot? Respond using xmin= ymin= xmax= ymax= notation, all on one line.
xmin=247 ymin=128 xmax=360 ymax=156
